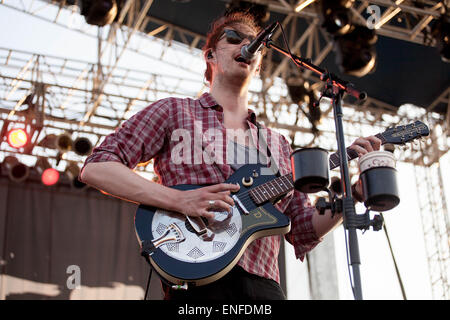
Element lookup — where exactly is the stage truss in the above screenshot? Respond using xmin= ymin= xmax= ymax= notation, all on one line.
xmin=0 ymin=0 xmax=449 ymax=299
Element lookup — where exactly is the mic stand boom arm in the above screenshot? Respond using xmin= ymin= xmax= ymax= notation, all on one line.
xmin=264 ymin=39 xmax=365 ymax=300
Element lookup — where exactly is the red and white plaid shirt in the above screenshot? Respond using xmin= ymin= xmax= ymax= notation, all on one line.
xmin=82 ymin=92 xmax=322 ymax=284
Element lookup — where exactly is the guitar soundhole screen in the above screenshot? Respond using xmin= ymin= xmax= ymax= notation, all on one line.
xmin=166 ymin=243 xmax=179 ymax=252
xmin=226 ymin=223 xmax=238 ymax=237
xmin=156 ymin=223 xmax=167 ymax=236
xmin=152 ymin=207 xmax=242 ymax=263
xmin=187 ymin=247 xmax=204 ymax=260
xmin=213 ymin=241 xmax=227 ymax=252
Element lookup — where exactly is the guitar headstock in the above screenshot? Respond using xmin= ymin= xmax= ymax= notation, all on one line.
xmin=381 ymin=121 xmax=430 ymax=145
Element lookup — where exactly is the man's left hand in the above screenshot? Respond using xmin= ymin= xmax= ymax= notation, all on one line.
xmin=348 ymin=135 xmax=382 ymax=156
xmin=348 ymin=135 xmax=382 ymax=201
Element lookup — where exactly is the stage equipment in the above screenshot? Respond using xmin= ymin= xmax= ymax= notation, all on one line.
xmin=73 ymin=136 xmax=93 ymax=156
xmin=431 ymin=14 xmax=450 ymax=63
xmin=38 ymin=133 xmax=73 ymax=153
xmin=80 ymin=0 xmax=118 ymax=26
xmin=35 ymin=157 xmax=59 ymax=186
xmin=66 ymin=161 xmax=87 ymax=189
xmin=6 ymin=128 xmax=29 ymax=149
xmin=287 ymin=80 xmax=321 ymax=133
xmin=3 ymin=156 xmax=29 ymax=183
xmin=320 ymin=0 xmax=355 ymax=36
xmin=291 ymin=148 xmax=329 ymax=193
xmin=295 ymin=0 xmax=317 ymax=13
xmin=241 ymin=21 xmax=278 ymax=61
xmin=334 ymin=25 xmax=378 ymax=77
xmin=263 ymin=23 xmax=429 ymax=299
xmin=358 ymin=151 xmax=399 ymax=211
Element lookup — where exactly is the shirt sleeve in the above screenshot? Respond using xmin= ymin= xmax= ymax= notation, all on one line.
xmin=281 ymin=190 xmax=322 ymax=261
xmin=81 ymin=98 xmax=171 ymax=172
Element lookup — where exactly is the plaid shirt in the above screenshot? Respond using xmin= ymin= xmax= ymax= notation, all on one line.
xmin=83 ymin=92 xmax=321 ymax=284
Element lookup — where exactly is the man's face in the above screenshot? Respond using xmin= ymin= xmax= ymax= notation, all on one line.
xmin=208 ymin=23 xmax=262 ymax=84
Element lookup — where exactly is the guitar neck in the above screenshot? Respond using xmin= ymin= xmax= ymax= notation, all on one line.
xmin=328 ymin=133 xmax=386 ymax=170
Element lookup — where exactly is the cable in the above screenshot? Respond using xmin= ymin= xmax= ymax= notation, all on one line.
xmin=381 ymin=213 xmax=407 ymax=300
xmin=344 ymin=228 xmax=356 ymax=299
xmin=143 ymin=266 xmax=153 ymax=300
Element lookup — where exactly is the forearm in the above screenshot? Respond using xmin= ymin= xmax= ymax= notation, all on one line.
xmin=80 ymin=161 xmax=180 ymax=212
xmin=311 ymin=208 xmax=343 ymax=239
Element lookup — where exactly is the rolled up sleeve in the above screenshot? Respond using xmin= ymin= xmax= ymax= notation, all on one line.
xmin=281 ymin=190 xmax=322 ymax=261
xmin=82 ymin=99 xmax=171 ymax=171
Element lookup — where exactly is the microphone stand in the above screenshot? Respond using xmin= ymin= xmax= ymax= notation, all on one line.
xmin=264 ymin=39 xmax=367 ymax=300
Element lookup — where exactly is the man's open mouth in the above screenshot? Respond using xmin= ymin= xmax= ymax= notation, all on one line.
xmin=234 ymin=55 xmax=250 ymax=65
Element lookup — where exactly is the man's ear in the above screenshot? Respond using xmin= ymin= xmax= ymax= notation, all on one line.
xmin=205 ymin=49 xmax=214 ymax=60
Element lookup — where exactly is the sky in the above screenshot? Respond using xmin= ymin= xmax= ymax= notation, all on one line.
xmin=0 ymin=1 xmax=449 ymax=300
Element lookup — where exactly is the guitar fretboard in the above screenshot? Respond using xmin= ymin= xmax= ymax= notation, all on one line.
xmin=249 ymin=174 xmax=294 ymax=205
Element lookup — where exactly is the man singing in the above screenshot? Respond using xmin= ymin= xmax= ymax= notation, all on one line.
xmin=80 ymin=12 xmax=380 ymax=300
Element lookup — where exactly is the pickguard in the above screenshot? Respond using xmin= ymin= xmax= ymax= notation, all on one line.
xmin=240 ymin=207 xmax=278 ymax=235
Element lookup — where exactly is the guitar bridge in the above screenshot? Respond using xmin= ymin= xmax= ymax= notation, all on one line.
xmin=141 ymin=223 xmax=185 ymax=257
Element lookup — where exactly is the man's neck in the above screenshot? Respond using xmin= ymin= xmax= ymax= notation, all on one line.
xmin=209 ymin=76 xmax=250 ymax=114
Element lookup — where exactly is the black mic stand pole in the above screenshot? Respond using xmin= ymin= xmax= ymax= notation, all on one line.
xmin=265 ymin=39 xmax=365 ymax=300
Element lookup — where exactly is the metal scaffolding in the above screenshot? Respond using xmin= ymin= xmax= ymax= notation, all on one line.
xmin=0 ymin=0 xmax=449 ymax=299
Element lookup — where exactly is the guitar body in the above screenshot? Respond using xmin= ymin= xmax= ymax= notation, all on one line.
xmin=134 ymin=164 xmax=291 ymax=287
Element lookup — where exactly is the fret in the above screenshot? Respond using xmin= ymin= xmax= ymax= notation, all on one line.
xmin=249 ymin=174 xmax=295 ymax=205
xmin=266 ymin=181 xmax=277 ymax=198
xmin=271 ymin=178 xmax=283 ymax=194
xmin=250 ymin=186 xmax=263 ymax=204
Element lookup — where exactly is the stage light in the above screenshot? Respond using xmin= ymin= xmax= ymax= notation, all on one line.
xmin=320 ymin=0 xmax=355 ymax=36
xmin=38 ymin=133 xmax=73 ymax=153
xmin=73 ymin=137 xmax=93 ymax=156
xmin=287 ymin=79 xmax=321 ymax=134
xmin=35 ymin=157 xmax=60 ymax=186
xmin=3 ymin=156 xmax=30 ymax=183
xmin=80 ymin=0 xmax=118 ymax=27
xmin=334 ymin=25 xmax=377 ymax=77
xmin=431 ymin=14 xmax=450 ymax=63
xmin=42 ymin=168 xmax=60 ymax=186
xmin=7 ymin=128 xmax=28 ymax=149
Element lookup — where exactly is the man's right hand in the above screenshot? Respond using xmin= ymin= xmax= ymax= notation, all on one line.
xmin=174 ymin=183 xmax=240 ymax=220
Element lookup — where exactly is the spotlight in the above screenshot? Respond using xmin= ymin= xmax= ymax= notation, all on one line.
xmin=431 ymin=14 xmax=450 ymax=63
xmin=80 ymin=0 xmax=118 ymax=27
xmin=334 ymin=25 xmax=377 ymax=77
xmin=35 ymin=157 xmax=60 ymax=186
xmin=3 ymin=156 xmax=30 ymax=183
xmin=38 ymin=133 xmax=73 ymax=153
xmin=65 ymin=161 xmax=87 ymax=189
xmin=55 ymin=133 xmax=73 ymax=153
xmin=287 ymin=79 xmax=321 ymax=134
xmin=320 ymin=0 xmax=355 ymax=35
xmin=73 ymin=137 xmax=93 ymax=156
xmin=7 ymin=128 xmax=29 ymax=149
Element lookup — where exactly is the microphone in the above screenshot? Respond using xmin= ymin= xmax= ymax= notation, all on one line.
xmin=241 ymin=22 xmax=278 ymax=61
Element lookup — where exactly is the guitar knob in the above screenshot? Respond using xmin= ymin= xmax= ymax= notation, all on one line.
xmin=242 ymin=176 xmax=254 ymax=187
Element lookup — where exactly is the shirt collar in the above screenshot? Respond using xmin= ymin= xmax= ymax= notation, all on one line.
xmin=198 ymin=92 xmax=258 ymax=125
